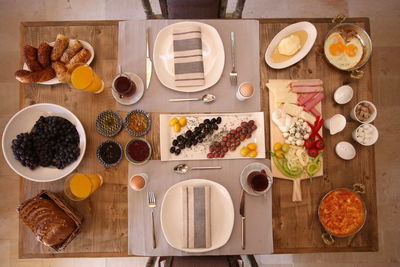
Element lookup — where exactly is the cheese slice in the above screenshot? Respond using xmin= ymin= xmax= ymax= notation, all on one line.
xmin=266 ymin=83 xmax=297 ymax=104
xmin=283 ymin=103 xmax=302 ymax=117
xmin=299 ymin=111 xmax=316 ymax=124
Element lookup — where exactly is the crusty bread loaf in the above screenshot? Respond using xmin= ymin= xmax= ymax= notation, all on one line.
xmin=51 ymin=34 xmax=69 ymax=61
xmin=66 ymin=48 xmax=91 ymax=69
xmin=38 ymin=42 xmax=53 ymax=68
xmin=60 ymin=40 xmax=83 ymax=63
xmin=18 ymin=196 xmax=77 ymax=247
xmin=15 ymin=67 xmax=56 ymax=83
xmin=24 ymin=45 xmax=42 ymax=72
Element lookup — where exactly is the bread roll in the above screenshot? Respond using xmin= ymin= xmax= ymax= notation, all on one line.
xmin=66 ymin=48 xmax=91 ymax=69
xmin=52 ymin=61 xmax=68 ymax=82
xmin=18 ymin=197 xmax=76 ymax=247
xmin=15 ymin=67 xmax=56 ymax=83
xmin=24 ymin=45 xmax=42 ymax=72
xmin=51 ymin=34 xmax=69 ymax=61
xmin=38 ymin=42 xmax=53 ymax=68
xmin=60 ymin=40 xmax=83 ymax=63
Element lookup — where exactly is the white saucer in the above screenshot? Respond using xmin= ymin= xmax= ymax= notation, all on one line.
xmin=240 ymin=162 xmax=273 ymax=196
xmin=112 ymin=73 xmax=144 ymax=105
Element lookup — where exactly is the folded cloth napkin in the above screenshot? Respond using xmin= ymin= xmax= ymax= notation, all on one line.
xmin=173 ymin=25 xmax=205 ymax=87
xmin=182 ymin=185 xmax=211 ymax=248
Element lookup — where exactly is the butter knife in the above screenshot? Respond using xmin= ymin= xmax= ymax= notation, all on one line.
xmin=146 ymin=28 xmax=152 ymax=89
xmin=239 ymin=189 xmax=245 ymax=250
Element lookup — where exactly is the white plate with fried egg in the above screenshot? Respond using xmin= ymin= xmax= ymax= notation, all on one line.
xmin=265 ymin=22 xmax=317 ymax=69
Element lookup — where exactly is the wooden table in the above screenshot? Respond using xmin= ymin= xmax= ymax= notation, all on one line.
xmin=18 ymin=18 xmax=378 ymax=258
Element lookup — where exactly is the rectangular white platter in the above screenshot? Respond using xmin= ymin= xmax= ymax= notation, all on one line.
xmin=160 ymin=112 xmax=265 ymax=161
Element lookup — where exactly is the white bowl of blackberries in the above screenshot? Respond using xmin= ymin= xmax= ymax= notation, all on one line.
xmin=2 ymin=104 xmax=86 ymax=182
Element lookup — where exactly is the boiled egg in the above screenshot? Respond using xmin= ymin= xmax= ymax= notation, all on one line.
xmin=324 ymin=32 xmax=363 ymax=70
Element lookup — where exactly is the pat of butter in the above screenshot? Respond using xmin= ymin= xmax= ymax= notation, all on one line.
xmin=278 ymin=34 xmax=301 ymax=56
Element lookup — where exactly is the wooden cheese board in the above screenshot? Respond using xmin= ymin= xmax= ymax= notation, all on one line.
xmin=267 ymin=79 xmax=324 ymax=201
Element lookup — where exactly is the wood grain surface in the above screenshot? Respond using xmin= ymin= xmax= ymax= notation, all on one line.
xmin=260 ymin=18 xmax=378 ymax=253
xmin=18 ymin=18 xmax=377 ymax=258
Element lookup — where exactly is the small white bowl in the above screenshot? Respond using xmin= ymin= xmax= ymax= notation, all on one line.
xmin=334 ymin=85 xmax=353 ymax=104
xmin=352 ymin=123 xmax=379 ymax=146
xmin=324 ymin=114 xmax=347 ymax=135
xmin=350 ymin=100 xmax=377 ymax=124
xmin=335 ymin=141 xmax=356 ymax=160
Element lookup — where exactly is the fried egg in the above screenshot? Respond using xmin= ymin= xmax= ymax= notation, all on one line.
xmin=324 ymin=32 xmax=363 ymax=70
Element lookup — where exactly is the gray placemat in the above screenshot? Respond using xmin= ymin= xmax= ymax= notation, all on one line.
xmin=118 ymin=20 xmax=260 ymax=113
xmin=128 ymin=159 xmax=273 ymax=256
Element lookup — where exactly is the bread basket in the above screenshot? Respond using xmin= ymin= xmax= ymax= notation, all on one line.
xmin=17 ymin=190 xmax=83 ymax=251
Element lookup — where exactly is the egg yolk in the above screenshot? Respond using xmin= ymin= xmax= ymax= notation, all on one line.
xmin=329 ymin=37 xmax=345 ymax=56
xmin=345 ymin=44 xmax=358 ymax=57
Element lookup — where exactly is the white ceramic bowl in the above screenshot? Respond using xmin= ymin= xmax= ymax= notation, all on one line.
xmin=2 ymin=103 xmax=86 ymax=182
xmin=352 ymin=123 xmax=379 ymax=146
xmin=350 ymin=100 xmax=377 ymax=124
xmin=334 ymin=85 xmax=353 ymax=104
xmin=324 ymin=114 xmax=347 ymax=135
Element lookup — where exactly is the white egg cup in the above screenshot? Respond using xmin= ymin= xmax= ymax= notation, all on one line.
xmin=129 ymin=172 xmax=148 ymax=191
xmin=350 ymin=100 xmax=377 ymax=124
xmin=335 ymin=141 xmax=356 ymax=160
xmin=236 ymin=82 xmax=254 ymax=101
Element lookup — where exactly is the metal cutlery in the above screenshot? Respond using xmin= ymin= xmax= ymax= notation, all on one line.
xmin=173 ymin=163 xmax=222 ymax=174
xmin=147 ymin=191 xmax=157 ymax=249
xmin=239 ymin=189 xmax=245 ymax=250
xmin=146 ymin=28 xmax=152 ymax=89
xmin=229 ymin=32 xmax=238 ymax=86
xmin=168 ymin=94 xmax=216 ymax=103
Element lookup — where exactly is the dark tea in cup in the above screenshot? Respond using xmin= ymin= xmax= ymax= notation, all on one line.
xmin=247 ymin=169 xmax=269 ymax=192
xmin=113 ymin=74 xmax=136 ymax=98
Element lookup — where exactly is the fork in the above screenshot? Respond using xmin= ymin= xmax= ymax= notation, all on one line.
xmin=229 ymin=32 xmax=238 ymax=86
xmin=147 ymin=191 xmax=157 ymax=249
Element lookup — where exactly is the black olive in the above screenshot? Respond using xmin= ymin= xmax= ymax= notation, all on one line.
xmin=185 ymin=130 xmax=193 ymax=137
xmin=204 ymin=119 xmax=211 ymax=124
xmin=178 ymin=143 xmax=185 ymax=149
xmin=199 ymin=123 xmax=205 ymax=128
xmin=170 ymin=147 xmax=176 ymax=153
xmin=172 ymin=139 xmax=178 ymax=146
xmin=211 ymin=118 xmax=217 ymax=124
xmin=213 ymin=124 xmax=218 ymax=130
xmin=175 ymin=149 xmax=181 ymax=155
xmin=216 ymin=117 xmax=222 ymax=124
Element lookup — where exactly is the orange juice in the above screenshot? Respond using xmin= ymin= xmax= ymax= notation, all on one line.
xmin=64 ymin=173 xmax=103 ymax=201
xmin=70 ymin=65 xmax=104 ymax=93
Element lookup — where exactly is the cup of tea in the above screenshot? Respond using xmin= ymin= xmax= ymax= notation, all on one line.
xmin=247 ymin=170 xmax=270 ymax=193
xmin=112 ymin=74 xmax=136 ymax=98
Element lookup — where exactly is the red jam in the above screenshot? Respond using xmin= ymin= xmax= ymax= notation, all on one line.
xmin=127 ymin=140 xmax=150 ymax=162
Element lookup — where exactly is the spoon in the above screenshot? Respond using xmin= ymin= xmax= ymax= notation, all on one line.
xmin=168 ymin=94 xmax=216 ymax=103
xmin=173 ymin=163 xmax=222 ymax=174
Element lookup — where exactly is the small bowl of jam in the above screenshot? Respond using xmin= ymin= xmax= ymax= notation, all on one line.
xmin=125 ymin=138 xmax=152 ymax=165
xmin=124 ymin=110 xmax=151 ymax=137
xmin=96 ymin=140 xmax=123 ymax=167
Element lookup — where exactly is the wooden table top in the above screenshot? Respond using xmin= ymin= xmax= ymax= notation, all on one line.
xmin=18 ymin=18 xmax=377 ymax=258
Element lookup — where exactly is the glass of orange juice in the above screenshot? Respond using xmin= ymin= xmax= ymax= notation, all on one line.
xmin=67 ymin=63 xmax=104 ymax=94
xmin=64 ymin=173 xmax=103 ymax=201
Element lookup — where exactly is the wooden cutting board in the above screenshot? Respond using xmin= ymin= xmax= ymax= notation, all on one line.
xmin=267 ymin=79 xmax=323 ymax=201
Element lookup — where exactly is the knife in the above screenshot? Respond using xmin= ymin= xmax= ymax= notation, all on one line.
xmin=146 ymin=28 xmax=152 ymax=89
xmin=239 ymin=189 xmax=245 ymax=250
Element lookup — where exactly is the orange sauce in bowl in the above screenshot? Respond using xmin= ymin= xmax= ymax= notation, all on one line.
xmin=319 ymin=189 xmax=366 ymax=236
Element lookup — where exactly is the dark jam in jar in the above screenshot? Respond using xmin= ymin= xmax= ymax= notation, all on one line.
xmin=114 ymin=76 xmax=136 ymax=97
xmin=127 ymin=139 xmax=150 ymax=162
xmin=98 ymin=141 xmax=122 ymax=165
xmin=247 ymin=170 xmax=269 ymax=192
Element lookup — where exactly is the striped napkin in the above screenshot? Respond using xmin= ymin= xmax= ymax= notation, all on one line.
xmin=173 ymin=26 xmax=205 ymax=87
xmin=182 ymin=185 xmax=211 ymax=248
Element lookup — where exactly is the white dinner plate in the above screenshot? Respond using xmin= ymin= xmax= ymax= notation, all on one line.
xmin=153 ymin=22 xmax=225 ymax=92
xmin=112 ymin=72 xmax=145 ymax=105
xmin=2 ymin=103 xmax=86 ymax=182
xmin=22 ymin=39 xmax=95 ymax=85
xmin=159 ymin=112 xmax=266 ymax=161
xmin=265 ymin=22 xmax=317 ymax=69
xmin=160 ymin=179 xmax=234 ymax=253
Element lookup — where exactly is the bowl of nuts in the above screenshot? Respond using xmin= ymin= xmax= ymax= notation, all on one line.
xmin=350 ymin=101 xmax=377 ymax=124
